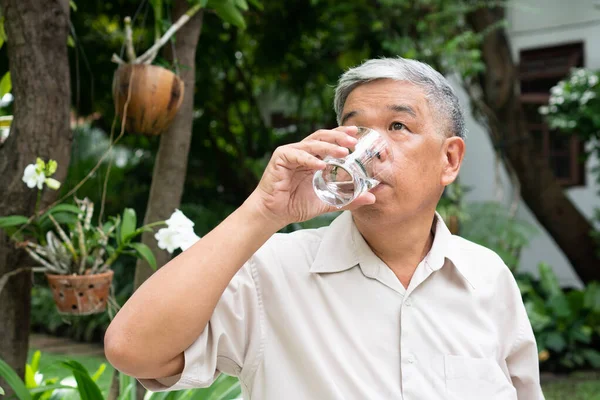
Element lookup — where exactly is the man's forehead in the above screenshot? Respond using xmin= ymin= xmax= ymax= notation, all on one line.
xmin=343 ymin=80 xmax=426 ymax=112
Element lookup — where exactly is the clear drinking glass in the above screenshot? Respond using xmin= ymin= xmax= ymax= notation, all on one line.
xmin=313 ymin=127 xmax=394 ymax=208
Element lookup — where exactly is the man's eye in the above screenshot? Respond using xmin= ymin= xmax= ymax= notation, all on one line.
xmin=390 ymin=122 xmax=405 ymax=131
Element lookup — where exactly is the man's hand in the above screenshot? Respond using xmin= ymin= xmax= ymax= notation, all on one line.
xmin=246 ymin=126 xmax=377 ymax=229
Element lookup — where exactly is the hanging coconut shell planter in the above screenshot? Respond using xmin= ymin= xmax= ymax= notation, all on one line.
xmin=46 ymin=270 xmax=114 ymax=316
xmin=110 ymin=7 xmax=203 ymax=136
xmin=113 ymin=64 xmax=184 ymax=136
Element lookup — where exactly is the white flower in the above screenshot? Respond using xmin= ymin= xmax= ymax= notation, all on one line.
xmin=53 ymin=376 xmax=77 ymax=399
xmin=34 ymin=371 xmax=44 ymax=385
xmin=22 ymin=164 xmax=46 ymax=189
xmin=178 ymin=230 xmax=201 ymax=251
xmin=165 ymin=209 xmax=195 ymax=230
xmin=538 ymin=106 xmax=549 ymax=115
xmin=580 ymin=91 xmax=596 ymax=105
xmin=551 ymin=86 xmax=563 ymax=96
xmin=550 ymin=105 xmax=558 ymax=113
xmin=589 ymin=75 xmax=599 ymax=86
xmin=155 ymin=227 xmax=181 ymax=253
xmin=568 ymin=120 xmax=577 ymax=128
xmin=155 ymin=226 xmax=200 ymax=253
xmin=155 ymin=209 xmax=201 ymax=253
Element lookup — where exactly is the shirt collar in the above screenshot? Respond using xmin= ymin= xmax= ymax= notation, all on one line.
xmin=310 ymin=211 xmax=476 ymax=289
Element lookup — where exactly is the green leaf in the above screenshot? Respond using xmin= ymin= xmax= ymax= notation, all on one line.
xmin=69 ymin=0 xmax=77 ymax=11
xmin=0 ymin=215 xmax=29 ymax=229
xmin=0 ymin=71 xmax=11 ymax=98
xmin=30 ymin=351 xmax=41 ymax=375
xmin=584 ymin=282 xmax=600 ymax=312
xmin=117 ymin=372 xmax=136 ymax=400
xmin=583 ymin=349 xmax=600 ymax=368
xmin=24 ymin=365 xmax=36 ymax=389
xmin=539 ymin=263 xmax=562 ymax=297
xmin=47 ymin=212 xmax=79 ymax=226
xmin=211 ymin=0 xmax=246 ymax=29
xmin=200 ymin=0 xmax=209 ymax=7
xmin=59 ymin=361 xmax=103 ymax=400
xmin=235 ymin=0 xmax=248 ymax=11
xmin=247 ymin=0 xmax=263 ymax=10
xmin=545 ymin=332 xmax=567 ymax=352
xmin=547 ymin=294 xmax=571 ymax=318
xmin=0 ymin=385 xmax=4 ymax=395
xmin=28 ymin=384 xmax=75 ymax=394
xmin=0 ymin=358 xmax=32 ymax=400
xmin=525 ymin=301 xmax=552 ymax=332
xmin=120 ymin=208 xmax=137 ymax=244
xmin=67 ymin=36 xmax=75 ymax=48
xmin=46 ymin=204 xmax=82 ymax=215
xmin=0 ymin=17 xmax=6 ymax=50
xmin=572 ymin=325 xmax=592 ymax=344
xmin=130 ymin=242 xmax=157 ymax=271
xmin=90 ymin=364 xmax=105 ymax=383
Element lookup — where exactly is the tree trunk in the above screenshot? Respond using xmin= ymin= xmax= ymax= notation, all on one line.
xmin=133 ymin=1 xmax=203 ymax=290
xmin=467 ymin=5 xmax=600 ymax=283
xmin=122 ymin=3 xmax=203 ymax=399
xmin=0 ymin=0 xmax=71 ymax=390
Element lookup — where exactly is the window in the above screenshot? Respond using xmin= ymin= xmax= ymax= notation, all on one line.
xmin=519 ymin=42 xmax=586 ymax=187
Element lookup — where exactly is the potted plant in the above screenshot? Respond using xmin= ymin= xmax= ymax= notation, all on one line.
xmin=0 ymin=158 xmax=200 ymax=315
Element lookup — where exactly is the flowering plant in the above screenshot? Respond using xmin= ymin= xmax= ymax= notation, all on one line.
xmin=539 ymin=68 xmax=600 ymax=140
xmin=0 ymin=158 xmax=200 ymax=276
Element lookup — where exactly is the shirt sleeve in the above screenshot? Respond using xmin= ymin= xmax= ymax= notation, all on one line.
xmin=138 ymin=259 xmax=264 ymax=392
xmin=502 ymin=268 xmax=545 ymax=400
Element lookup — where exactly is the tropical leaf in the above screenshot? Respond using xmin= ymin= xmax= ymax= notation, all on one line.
xmin=247 ymin=0 xmax=263 ymax=10
xmin=24 ymin=365 xmax=37 ymax=389
xmin=210 ymin=0 xmax=246 ymax=29
xmin=59 ymin=361 xmax=103 ymax=400
xmin=117 ymin=372 xmax=136 ymax=400
xmin=0 ymin=358 xmax=32 ymax=400
xmin=120 ymin=208 xmax=137 ymax=244
xmin=129 ymin=242 xmax=157 ymax=270
xmin=0 ymin=215 xmax=29 ymax=229
xmin=30 ymin=351 xmax=41 ymax=375
xmin=0 ymin=71 xmax=10 ymax=98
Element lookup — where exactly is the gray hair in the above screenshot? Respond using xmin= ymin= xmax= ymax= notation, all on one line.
xmin=333 ymin=57 xmax=466 ymax=139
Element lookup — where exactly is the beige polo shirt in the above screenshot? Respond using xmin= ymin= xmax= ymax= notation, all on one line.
xmin=140 ymin=211 xmax=544 ymax=399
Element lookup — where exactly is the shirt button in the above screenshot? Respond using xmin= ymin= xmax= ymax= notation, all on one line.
xmin=405 ymin=299 xmax=412 ymax=307
xmin=407 ymin=356 xmax=415 ymax=364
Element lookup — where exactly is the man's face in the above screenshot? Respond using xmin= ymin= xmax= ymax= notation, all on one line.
xmin=340 ymin=79 xmax=465 ymax=222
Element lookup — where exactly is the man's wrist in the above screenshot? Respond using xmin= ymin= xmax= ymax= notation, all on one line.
xmin=239 ymin=192 xmax=288 ymax=235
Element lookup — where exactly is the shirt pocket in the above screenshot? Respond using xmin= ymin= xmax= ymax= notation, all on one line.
xmin=444 ymin=355 xmax=517 ymax=400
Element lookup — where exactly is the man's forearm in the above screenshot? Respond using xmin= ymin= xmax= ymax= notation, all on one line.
xmin=104 ymin=198 xmax=282 ymax=377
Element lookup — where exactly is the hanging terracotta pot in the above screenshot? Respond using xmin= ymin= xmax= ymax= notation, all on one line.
xmin=46 ymin=270 xmax=114 ymax=316
xmin=112 ymin=64 xmax=184 ymax=136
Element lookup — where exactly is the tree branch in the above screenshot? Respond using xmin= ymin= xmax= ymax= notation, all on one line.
xmin=134 ymin=2 xmax=202 ymax=64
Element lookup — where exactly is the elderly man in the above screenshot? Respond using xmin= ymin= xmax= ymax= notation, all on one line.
xmin=105 ymin=57 xmax=544 ymax=399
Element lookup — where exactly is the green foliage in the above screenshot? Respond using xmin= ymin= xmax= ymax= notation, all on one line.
xmin=460 ymin=202 xmax=538 ymax=271
xmin=209 ymin=0 xmax=247 ymax=30
xmin=0 ymin=71 xmax=11 ymax=98
xmin=519 ymin=264 xmax=600 ymax=371
xmin=1 ymin=352 xmax=240 ymax=400
xmin=59 ymin=361 xmax=104 ymax=400
xmin=540 ymin=68 xmax=600 ymax=256
xmin=0 ymin=358 xmax=32 ymax=400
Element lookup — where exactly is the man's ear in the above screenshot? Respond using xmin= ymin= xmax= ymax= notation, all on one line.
xmin=441 ymin=137 xmax=465 ymax=186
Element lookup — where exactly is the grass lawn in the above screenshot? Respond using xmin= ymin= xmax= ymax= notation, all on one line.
xmin=542 ymin=371 xmax=600 ymax=400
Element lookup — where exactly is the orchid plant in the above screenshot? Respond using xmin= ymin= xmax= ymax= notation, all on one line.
xmin=0 ymin=158 xmax=200 ymax=276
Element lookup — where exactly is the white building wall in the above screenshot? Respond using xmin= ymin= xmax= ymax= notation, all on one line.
xmin=457 ymin=0 xmax=600 ymax=287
